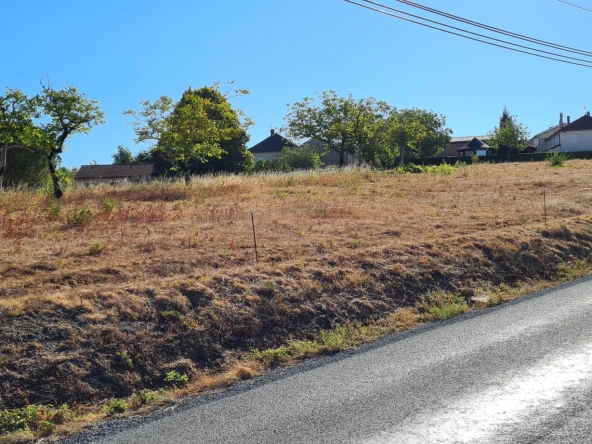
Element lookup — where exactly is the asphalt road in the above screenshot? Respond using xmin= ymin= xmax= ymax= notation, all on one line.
xmin=66 ymin=277 xmax=592 ymax=444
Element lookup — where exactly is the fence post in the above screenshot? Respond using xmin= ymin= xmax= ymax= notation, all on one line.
xmin=251 ymin=210 xmax=259 ymax=263
xmin=543 ymin=188 xmax=547 ymax=228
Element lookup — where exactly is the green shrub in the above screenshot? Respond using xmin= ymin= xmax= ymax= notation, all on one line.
xmin=101 ymin=195 xmax=117 ymax=212
xmin=102 ymin=399 xmax=128 ymax=416
xmin=547 ymin=152 xmax=570 ymax=167
xmin=116 ymin=350 xmax=133 ymax=368
xmin=394 ymin=162 xmax=457 ymax=175
xmin=67 ymin=205 xmax=92 ymax=225
xmin=46 ymin=199 xmax=62 ymax=217
xmin=138 ymin=389 xmax=157 ymax=405
xmin=420 ymin=292 xmax=468 ymax=320
xmin=250 ymin=347 xmax=290 ymax=368
xmin=0 ymin=405 xmax=41 ymax=434
xmin=320 ymin=324 xmax=355 ymax=350
xmin=164 ymin=370 xmax=189 ymax=388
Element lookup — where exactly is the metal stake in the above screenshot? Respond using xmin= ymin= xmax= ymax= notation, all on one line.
xmin=544 ymin=188 xmax=548 ymax=227
xmin=251 ymin=210 xmax=259 ymax=263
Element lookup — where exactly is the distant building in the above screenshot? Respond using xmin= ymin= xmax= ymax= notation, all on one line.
xmin=438 ymin=136 xmax=491 ymax=158
xmin=300 ymin=139 xmax=355 ymax=166
xmin=248 ymin=130 xmax=296 ymax=161
xmin=248 ymin=130 xmax=355 ymax=166
xmin=75 ymin=164 xmax=154 ymax=185
xmin=533 ymin=112 xmax=592 ymax=153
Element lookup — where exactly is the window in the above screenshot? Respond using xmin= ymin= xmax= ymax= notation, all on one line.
xmin=569 ymin=133 xmax=580 ymax=143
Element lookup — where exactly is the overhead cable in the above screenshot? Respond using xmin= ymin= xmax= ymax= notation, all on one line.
xmin=343 ymin=0 xmax=592 ymax=68
xmin=358 ymin=0 xmax=592 ymax=64
xmin=557 ymin=0 xmax=592 ymax=13
xmin=389 ymin=0 xmax=592 ymax=57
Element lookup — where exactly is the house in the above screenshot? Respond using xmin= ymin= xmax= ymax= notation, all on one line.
xmin=75 ymin=164 xmax=154 ymax=185
xmin=438 ymin=136 xmax=491 ymax=158
xmin=534 ymin=112 xmax=592 ymax=153
xmin=248 ymin=130 xmax=355 ymax=166
xmin=300 ymin=138 xmax=355 ymax=166
xmin=249 ymin=130 xmax=296 ymax=161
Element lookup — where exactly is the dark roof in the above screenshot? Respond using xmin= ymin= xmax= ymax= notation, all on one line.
xmin=545 ymin=114 xmax=592 ymax=140
xmin=249 ymin=133 xmax=296 ymax=154
xmin=438 ymin=137 xmax=489 ymax=157
xmin=75 ymin=164 xmax=154 ymax=180
xmin=458 ymin=138 xmax=490 ymax=151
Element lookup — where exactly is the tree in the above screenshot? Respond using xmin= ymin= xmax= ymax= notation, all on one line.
xmin=124 ymin=82 xmax=253 ymax=176
xmin=488 ymin=109 xmax=530 ymax=154
xmin=283 ymin=91 xmax=390 ymax=167
xmin=0 ymin=83 xmax=105 ymax=197
xmin=112 ymin=145 xmax=134 ymax=164
xmin=360 ymin=108 xmax=451 ymax=167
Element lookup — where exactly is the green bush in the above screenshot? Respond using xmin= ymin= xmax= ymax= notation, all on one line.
xmin=0 ymin=405 xmax=41 ymax=434
xmin=250 ymin=347 xmax=290 ymax=368
xmin=394 ymin=162 xmax=458 ymax=175
xmin=102 ymin=399 xmax=128 ymax=416
xmin=254 ymin=146 xmax=323 ymax=173
xmin=164 ymin=370 xmax=189 ymax=387
xmin=138 ymin=389 xmax=158 ymax=405
xmin=67 ymin=205 xmax=92 ymax=225
xmin=547 ymin=152 xmax=570 ymax=167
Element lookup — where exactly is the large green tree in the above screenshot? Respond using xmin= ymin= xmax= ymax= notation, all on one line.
xmin=0 ymin=83 xmax=105 ymax=197
xmin=283 ymin=91 xmax=390 ymax=167
xmin=112 ymin=145 xmax=134 ymax=164
xmin=125 ymin=83 xmax=253 ymax=175
xmin=283 ymin=92 xmax=451 ymax=168
xmin=488 ymin=108 xmax=530 ymax=154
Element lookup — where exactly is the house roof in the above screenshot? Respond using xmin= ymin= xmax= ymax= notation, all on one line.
xmin=75 ymin=164 xmax=154 ymax=180
xmin=545 ymin=114 xmax=592 ymax=140
xmin=531 ymin=124 xmax=560 ymax=141
xmin=249 ymin=132 xmax=296 ymax=154
xmin=438 ymin=136 xmax=489 ymax=157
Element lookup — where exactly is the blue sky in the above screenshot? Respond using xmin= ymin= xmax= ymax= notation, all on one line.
xmin=3 ymin=0 xmax=591 ymax=168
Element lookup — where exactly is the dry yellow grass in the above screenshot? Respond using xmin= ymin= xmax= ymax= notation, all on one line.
xmin=2 ymin=160 xmax=592 ymax=441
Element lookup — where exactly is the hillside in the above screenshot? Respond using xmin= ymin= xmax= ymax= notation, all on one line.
xmin=2 ymin=161 xmax=592 ymax=440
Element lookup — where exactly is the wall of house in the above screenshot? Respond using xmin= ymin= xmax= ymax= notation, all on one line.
xmin=253 ymin=152 xmax=280 ymax=161
xmin=560 ymin=130 xmax=592 ymax=152
xmin=320 ymin=150 xmax=355 ymax=166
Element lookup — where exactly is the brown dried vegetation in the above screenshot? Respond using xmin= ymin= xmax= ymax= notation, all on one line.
xmin=2 ymin=161 xmax=592 ymax=414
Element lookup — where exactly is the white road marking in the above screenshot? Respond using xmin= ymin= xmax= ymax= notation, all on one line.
xmin=361 ymin=343 xmax=592 ymax=443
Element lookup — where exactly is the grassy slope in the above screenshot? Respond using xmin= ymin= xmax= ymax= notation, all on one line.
xmin=2 ymin=161 xmax=592 ymax=438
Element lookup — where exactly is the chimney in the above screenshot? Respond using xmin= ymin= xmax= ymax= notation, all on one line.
xmin=588 ymin=112 xmax=591 ymax=117
xmin=560 ymin=112 xmax=564 ymax=127
xmin=270 ymin=129 xmax=275 ymax=136
xmin=567 ymin=116 xmax=571 ymax=125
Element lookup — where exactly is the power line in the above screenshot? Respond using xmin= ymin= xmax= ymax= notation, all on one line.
xmin=343 ymin=0 xmax=592 ymax=68
xmin=390 ymin=0 xmax=592 ymax=57
xmin=557 ymin=0 xmax=592 ymax=13
xmin=358 ymin=0 xmax=592 ymax=64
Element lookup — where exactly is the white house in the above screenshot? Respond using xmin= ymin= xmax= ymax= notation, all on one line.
xmin=534 ymin=112 xmax=592 ymax=153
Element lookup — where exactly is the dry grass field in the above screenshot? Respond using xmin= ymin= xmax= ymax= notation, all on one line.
xmin=2 ymin=160 xmax=592 ymax=440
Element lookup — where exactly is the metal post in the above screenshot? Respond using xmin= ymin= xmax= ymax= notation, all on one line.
xmin=251 ymin=210 xmax=259 ymax=263
xmin=543 ymin=188 xmax=548 ymax=227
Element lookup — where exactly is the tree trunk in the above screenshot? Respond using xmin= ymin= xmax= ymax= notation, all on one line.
xmin=46 ymin=155 xmax=63 ymax=198
xmin=399 ymin=145 xmax=406 ymax=167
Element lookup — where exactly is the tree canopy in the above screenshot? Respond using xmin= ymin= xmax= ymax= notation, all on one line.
xmin=283 ymin=91 xmax=451 ymax=168
xmin=488 ymin=108 xmax=530 ymax=154
xmin=0 ymin=83 xmax=105 ymax=197
xmin=112 ymin=145 xmax=134 ymax=164
xmin=124 ymin=83 xmax=253 ymax=175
